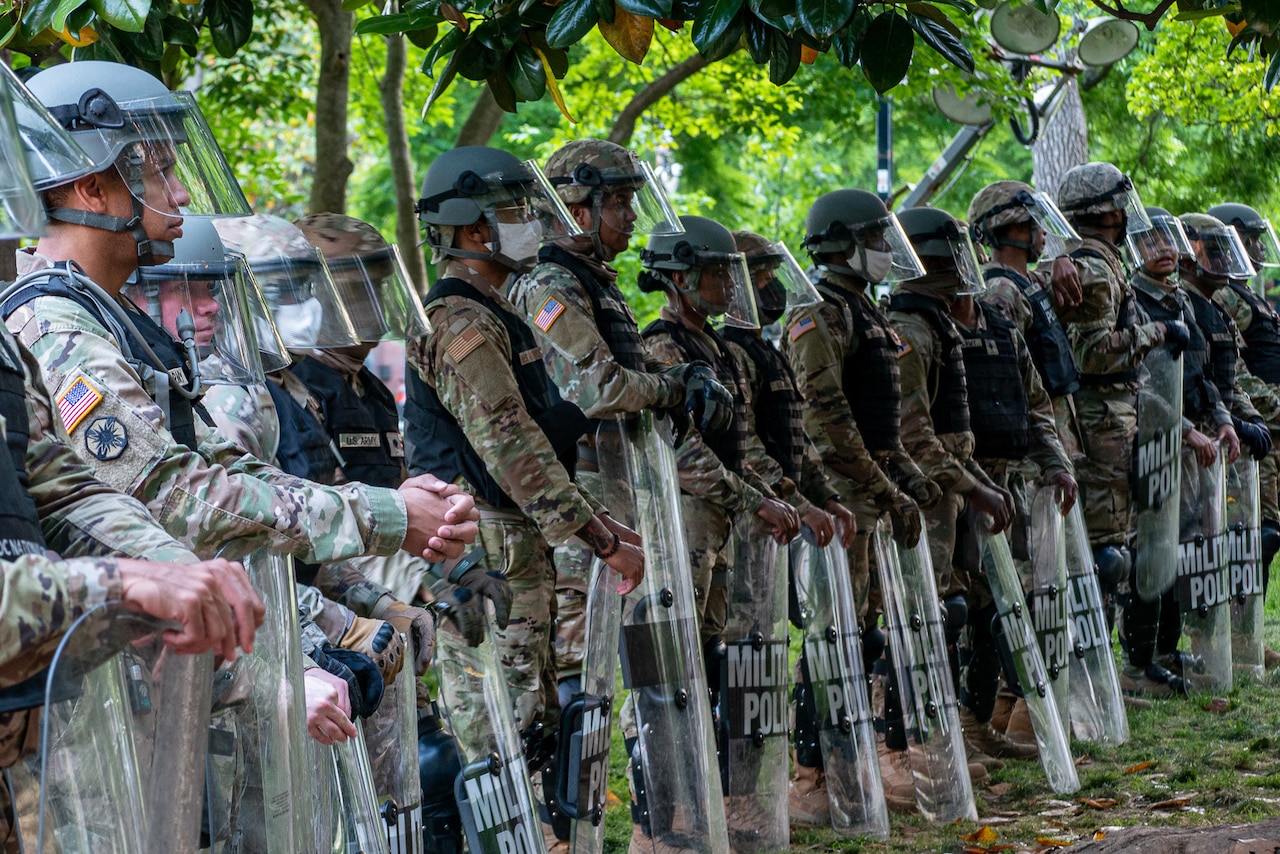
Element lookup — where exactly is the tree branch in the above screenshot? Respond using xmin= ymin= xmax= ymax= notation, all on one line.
xmin=607 ymin=53 xmax=711 ymax=147
xmin=1087 ymin=0 xmax=1177 ymax=31
xmin=454 ymin=85 xmax=505 ymax=148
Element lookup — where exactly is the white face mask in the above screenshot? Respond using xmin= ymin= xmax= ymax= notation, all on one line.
xmin=488 ymin=219 xmax=544 ymax=269
xmin=274 ymin=297 xmax=324 ymax=348
xmin=850 ymin=247 xmax=895 ymax=284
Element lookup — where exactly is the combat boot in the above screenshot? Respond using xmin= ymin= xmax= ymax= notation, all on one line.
xmin=989 ymin=684 xmax=1017 ymax=733
xmin=1003 ymin=699 xmax=1036 ymax=746
xmin=1266 ymin=647 xmax=1280 ymax=670
xmin=788 ymin=761 xmax=830 ymax=826
xmin=541 ymin=822 xmax=569 ymax=854
xmin=965 ymin=744 xmax=1005 ymax=772
xmin=724 ymin=795 xmax=780 ymax=850
xmin=875 ymin=741 xmax=918 ymax=814
xmin=1119 ymin=663 xmax=1188 ymax=698
xmin=958 ymin=707 xmax=1038 ymax=760
xmin=628 ymin=824 xmax=698 ymax=854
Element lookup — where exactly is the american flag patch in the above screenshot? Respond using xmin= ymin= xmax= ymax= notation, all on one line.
xmin=445 ymin=327 xmax=485 ymax=363
xmin=57 ymin=376 xmax=102 ymax=433
xmin=533 ymin=296 xmax=566 ymax=332
xmin=788 ymin=314 xmax=817 ymax=341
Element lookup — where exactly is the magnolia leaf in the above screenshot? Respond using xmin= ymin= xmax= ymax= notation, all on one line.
xmin=1267 ymin=46 xmax=1280 ymax=90
xmin=617 ymin=0 xmax=670 ymax=15
xmin=355 ymin=13 xmax=414 ymax=35
xmin=532 ymin=43 xmax=578 ymax=121
xmin=691 ymin=0 xmax=744 ymax=55
xmin=861 ymin=10 xmax=913 ymax=93
xmin=89 ymin=0 xmax=148 ymax=32
xmin=546 ymin=0 xmax=600 ymax=48
xmin=599 ymin=4 xmax=654 ymax=63
xmin=795 ymin=0 xmax=854 ymax=39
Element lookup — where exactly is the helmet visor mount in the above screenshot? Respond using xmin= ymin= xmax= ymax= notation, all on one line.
xmin=325 ymin=244 xmax=430 ymax=344
xmin=1125 ymin=215 xmax=1194 ymax=271
xmin=1190 ymin=225 xmax=1258 ymax=280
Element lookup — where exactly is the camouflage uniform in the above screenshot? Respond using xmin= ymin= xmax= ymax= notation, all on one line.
xmin=5 ymin=250 xmax=409 ymax=563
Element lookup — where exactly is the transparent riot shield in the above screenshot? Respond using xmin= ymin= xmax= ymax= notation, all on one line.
xmin=366 ymin=637 xmax=424 ymax=854
xmin=1062 ymin=502 xmax=1128 ymax=746
xmin=318 ymin=722 xmax=392 ymax=854
xmin=436 ymin=610 xmax=546 ymax=854
xmin=18 ymin=602 xmax=212 ymax=853
xmin=204 ymin=550 xmax=313 ymax=854
xmin=717 ymin=520 xmax=789 ymax=853
xmin=1177 ymin=443 xmax=1233 ymax=693
xmin=1029 ymin=487 xmax=1070 ymax=735
xmin=975 ymin=520 xmax=1079 ymax=794
xmin=790 ymin=530 xmax=888 ymax=839
xmin=597 ymin=414 xmax=728 ymax=854
xmin=559 ymin=557 xmax=622 ymax=854
xmin=1133 ymin=348 xmax=1183 ymax=601
xmin=1228 ymin=458 xmax=1265 ymax=682
xmin=871 ymin=519 xmax=976 ymax=824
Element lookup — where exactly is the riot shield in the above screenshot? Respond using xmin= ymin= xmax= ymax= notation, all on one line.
xmin=1133 ymin=348 xmax=1183 ymax=601
xmin=366 ymin=637 xmax=424 ymax=854
xmin=1028 ymin=487 xmax=1070 ymax=735
xmin=597 ymin=414 xmax=728 ymax=854
xmin=1062 ymin=502 xmax=1128 ymax=746
xmin=436 ymin=610 xmax=546 ymax=854
xmin=871 ymin=519 xmax=976 ymax=824
xmin=716 ymin=520 xmax=790 ymax=852
xmin=320 ymin=723 xmax=393 ymax=854
xmin=19 ymin=602 xmax=212 ymax=853
xmin=975 ymin=520 xmax=1079 ymax=795
xmin=790 ymin=530 xmax=888 ymax=839
xmin=1177 ymin=443 xmax=1233 ymax=692
xmin=204 ymin=550 xmax=314 ymax=854
xmin=558 ymin=557 xmax=622 ymax=854
xmin=1227 ymin=458 xmax=1265 ymax=682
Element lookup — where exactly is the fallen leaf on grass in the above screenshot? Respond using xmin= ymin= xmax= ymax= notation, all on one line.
xmin=1125 ymin=760 xmax=1155 ymax=774
xmin=1078 ymin=797 xmax=1118 ymax=810
xmin=960 ymin=826 xmax=998 ymax=843
xmin=1202 ymin=697 xmax=1231 ymax=713
xmin=1035 ymin=838 xmax=1072 ymax=848
xmin=1149 ymin=796 xmax=1193 ymax=810
xmin=1093 ymin=831 xmax=1106 ymax=840
xmin=987 ymin=782 xmax=1012 ymax=796
xmin=1074 ymin=754 xmax=1092 ymax=766
xmin=605 ymin=790 xmax=622 ymax=806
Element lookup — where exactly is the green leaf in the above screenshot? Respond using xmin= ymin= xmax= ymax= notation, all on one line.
xmin=528 ymin=29 xmax=570 ymax=76
xmin=88 ymin=0 xmax=148 ymax=32
xmin=422 ymin=49 xmax=461 ymax=116
xmin=51 ymin=0 xmax=86 ymax=34
xmin=355 ymin=13 xmax=414 ymax=35
xmin=860 ymin=10 xmax=912 ymax=94
xmin=162 ymin=13 xmax=199 ymax=46
xmin=1266 ymin=46 xmax=1280 ymax=91
xmin=455 ymin=22 xmax=507 ymax=80
xmin=768 ymin=30 xmax=802 ymax=83
xmin=617 ymin=0 xmax=671 ymax=16
xmin=691 ymin=0 xmax=743 ymax=55
xmin=508 ymin=40 xmax=547 ymax=100
xmin=66 ymin=4 xmax=94 ymax=32
xmin=405 ymin=24 xmax=439 ymax=49
xmin=905 ymin=2 xmax=961 ymax=37
xmin=596 ymin=0 xmax=616 ymax=25
xmin=421 ymin=25 xmax=465 ymax=76
xmin=205 ymin=0 xmax=253 ymax=57
xmin=908 ymin=11 xmax=972 ymax=72
xmin=487 ymin=68 xmax=519 ymax=112
xmin=744 ymin=11 xmax=770 ymax=63
xmin=927 ymin=0 xmax=977 ymax=12
xmin=546 ymin=0 xmax=600 ymax=48
xmin=20 ymin=0 xmax=62 ymax=40
xmin=795 ymin=0 xmax=854 ymax=39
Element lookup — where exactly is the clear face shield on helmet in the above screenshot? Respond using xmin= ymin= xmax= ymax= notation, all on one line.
xmin=238 ymin=259 xmax=291 ymax=374
xmin=685 ymin=252 xmax=758 ymax=329
xmin=324 ymin=244 xmax=430 ymax=344
xmin=7 ymin=65 xmax=97 ymax=199
xmin=125 ymin=252 xmax=272 ymax=385
xmin=1125 ymin=215 xmax=1194 ymax=274
xmin=0 ymin=65 xmax=51 ymax=239
xmin=951 ymin=229 xmax=987 ymax=296
xmin=1022 ymin=191 xmax=1081 ymax=258
xmin=846 ymin=214 xmax=927 ymax=285
xmin=746 ymin=242 xmax=822 ymax=326
xmin=567 ymin=158 xmax=682 ymax=237
xmin=1111 ymin=179 xmax=1152 ymax=235
xmin=480 ymin=160 xmax=580 ymax=270
xmin=1191 ymin=225 xmax=1258 ymax=280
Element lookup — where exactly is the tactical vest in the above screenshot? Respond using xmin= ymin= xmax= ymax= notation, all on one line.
xmin=1131 ymin=279 xmax=1215 ymax=422
xmin=982 ymin=266 xmax=1080 ymax=397
xmin=265 ymin=376 xmax=336 ymax=485
xmin=1187 ymin=289 xmax=1239 ymax=408
xmin=403 ymin=277 xmax=588 ymax=509
xmin=1070 ymin=241 xmax=1142 ymax=387
xmin=0 ymin=272 xmax=206 ymax=451
xmin=888 ymin=291 xmax=971 ymax=436
xmin=722 ymin=326 xmax=806 ymax=481
xmin=642 ymin=318 xmax=749 ymax=474
xmin=816 ymin=280 xmax=901 ymax=452
xmin=957 ymin=304 xmax=1029 ymax=460
xmin=537 ymin=244 xmax=647 ymax=371
xmin=290 ymin=357 xmax=403 ymax=489
xmin=0 ymin=334 xmax=46 ymax=563
xmin=1226 ymin=279 xmax=1280 ymax=384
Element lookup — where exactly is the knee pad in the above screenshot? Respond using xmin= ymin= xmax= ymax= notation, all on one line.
xmin=942 ymin=594 xmax=968 ymax=646
xmin=418 ymin=707 xmax=464 ymax=854
xmin=861 ymin=624 xmax=886 ymax=667
xmin=1093 ymin=546 xmax=1129 ymax=593
xmin=1263 ymin=524 xmax=1280 ymax=558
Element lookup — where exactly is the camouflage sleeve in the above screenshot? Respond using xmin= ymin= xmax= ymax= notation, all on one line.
xmin=201 ymin=383 xmax=279 ymax=461
xmin=1059 ymin=256 xmax=1164 ymax=376
xmin=781 ymin=302 xmax=898 ymax=502
xmin=726 ymin=340 xmax=789 ymax=499
xmin=798 ymin=440 xmax=840 ymax=508
xmin=510 ymin=264 xmax=681 ymax=417
xmin=7 ymin=297 xmax=408 ymax=564
xmin=1017 ymin=329 xmax=1072 ymax=479
xmin=1236 ymin=354 xmax=1280 ymax=424
xmin=0 ymin=555 xmax=123 ymax=686
xmin=18 ymin=335 xmax=196 ymax=564
xmin=410 ymin=298 xmax=595 ymax=546
xmin=981 ymin=275 xmax=1034 ymax=336
xmin=892 ymin=314 xmax=979 ymax=494
xmin=644 ymin=331 xmax=765 ymax=514
xmin=1215 ymin=285 xmax=1256 ymax=334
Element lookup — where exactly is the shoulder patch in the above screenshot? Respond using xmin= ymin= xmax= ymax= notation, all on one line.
xmin=57 ymin=376 xmax=103 ymax=434
xmin=445 ymin=326 xmax=485 ymax=363
xmin=789 ymin=314 xmax=817 ymax=341
xmin=533 ymin=296 xmax=566 ymax=332
xmin=85 ymin=416 xmax=128 ymax=460
xmin=896 ymin=337 xmax=913 ymax=358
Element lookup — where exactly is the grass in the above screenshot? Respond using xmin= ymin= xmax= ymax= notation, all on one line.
xmin=585 ymin=574 xmax=1280 ymax=853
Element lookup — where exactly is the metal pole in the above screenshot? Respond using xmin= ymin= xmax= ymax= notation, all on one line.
xmin=876 ymin=96 xmax=893 ymax=204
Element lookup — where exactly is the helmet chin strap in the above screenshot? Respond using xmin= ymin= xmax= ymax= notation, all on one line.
xmin=587 ymin=191 xmax=612 ymax=262
xmin=45 ymin=156 xmax=173 ymax=266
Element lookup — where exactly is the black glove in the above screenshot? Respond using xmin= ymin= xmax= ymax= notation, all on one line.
xmin=1235 ymin=415 xmax=1273 ymax=460
xmin=311 ymin=643 xmax=385 ymax=719
xmin=427 ymin=582 xmax=487 ymax=646
xmin=1162 ymin=320 xmax=1190 ymax=357
xmin=682 ymin=362 xmax=734 ymax=435
xmin=429 ymin=547 xmax=512 ymax=636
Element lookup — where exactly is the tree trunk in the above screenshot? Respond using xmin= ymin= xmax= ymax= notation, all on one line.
xmin=608 ymin=54 xmax=710 ymax=148
xmin=381 ymin=31 xmax=426 ymax=292
xmin=454 ymin=85 xmax=505 ymax=148
xmin=1031 ymin=75 xmax=1088 ymax=201
xmin=302 ymin=0 xmax=354 ymax=214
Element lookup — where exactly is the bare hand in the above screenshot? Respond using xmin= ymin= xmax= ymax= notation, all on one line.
xmin=604 ymin=542 xmax=645 ymax=595
xmin=119 ymin=557 xmax=264 ymax=662
xmin=825 ymin=499 xmax=857 ymax=548
xmin=968 ymin=484 xmax=1013 ymax=534
xmin=399 ymin=476 xmax=480 ymax=561
xmin=304 ymin=668 xmax=358 ymax=745
xmin=1049 ymin=471 xmax=1078 ymax=515
xmin=1050 ymin=256 xmax=1082 ymax=309
xmin=801 ymin=506 xmax=835 ymax=547
xmin=600 ymin=513 xmax=642 ymax=547
xmin=757 ymin=498 xmax=801 ymax=544
xmin=1185 ymin=428 xmax=1217 ymax=468
xmin=1217 ymin=423 xmax=1241 ymax=464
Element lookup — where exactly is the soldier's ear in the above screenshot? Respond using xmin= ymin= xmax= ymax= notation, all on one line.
xmin=569 ymin=204 xmax=593 ymax=233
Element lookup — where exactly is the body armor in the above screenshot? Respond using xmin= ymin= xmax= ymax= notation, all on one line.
xmin=888 ymin=292 xmax=970 ymax=437
xmin=290 ymin=356 xmax=403 ymax=489
xmin=981 ymin=266 xmax=1079 ymax=397
xmin=1186 ymin=289 xmax=1239 ymax=409
xmin=958 ymin=304 xmax=1030 ymax=460
xmin=1131 ymin=277 xmax=1216 ymax=423
xmin=538 ymin=245 xmax=647 ymax=372
xmin=722 ymin=326 xmax=806 ymax=481
xmin=817 ymin=280 xmax=901 ymax=452
xmin=266 ymin=376 xmax=336 ymax=485
xmin=1226 ymin=279 xmax=1280 ymax=384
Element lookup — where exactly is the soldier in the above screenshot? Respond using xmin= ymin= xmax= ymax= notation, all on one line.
xmin=3 ymin=62 xmax=480 ymax=577
xmin=403 ymin=145 xmax=647 ymax=848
